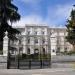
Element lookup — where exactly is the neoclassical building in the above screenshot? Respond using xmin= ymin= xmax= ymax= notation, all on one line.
xmin=1 ymin=24 xmax=73 ymax=56
xmin=10 ymin=24 xmax=72 ymax=56
xmin=50 ymin=28 xmax=72 ymax=55
xmin=17 ymin=24 xmax=50 ymax=55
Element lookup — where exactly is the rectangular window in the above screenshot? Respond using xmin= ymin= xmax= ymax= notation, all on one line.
xmin=28 ymin=31 xmax=30 ymax=35
xmin=42 ymin=39 xmax=45 ymax=44
xmin=28 ymin=38 xmax=30 ymax=44
xmin=34 ymin=31 xmax=37 ymax=35
xmin=11 ymin=50 xmax=14 ymax=54
xmin=34 ymin=49 xmax=39 ymax=54
xmin=27 ymin=48 xmax=30 ymax=54
xmin=42 ymin=31 xmax=44 ymax=35
xmin=34 ymin=38 xmax=38 ymax=43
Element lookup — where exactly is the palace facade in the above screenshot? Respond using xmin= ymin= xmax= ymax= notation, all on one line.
xmin=10 ymin=24 xmax=72 ymax=56
xmin=2 ymin=24 xmax=73 ymax=56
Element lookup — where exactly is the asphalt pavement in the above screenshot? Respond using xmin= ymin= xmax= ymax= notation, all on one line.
xmin=0 ymin=68 xmax=75 ymax=75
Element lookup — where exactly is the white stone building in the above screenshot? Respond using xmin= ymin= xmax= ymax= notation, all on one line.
xmin=1 ymin=24 xmax=73 ymax=56
xmin=50 ymin=28 xmax=73 ymax=55
xmin=13 ymin=24 xmax=73 ymax=56
xmin=19 ymin=24 xmax=50 ymax=55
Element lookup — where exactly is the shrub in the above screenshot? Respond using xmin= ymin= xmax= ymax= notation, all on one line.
xmin=61 ymin=50 xmax=75 ymax=55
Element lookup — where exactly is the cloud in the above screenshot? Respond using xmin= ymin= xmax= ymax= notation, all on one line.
xmin=12 ymin=15 xmax=46 ymax=27
xmin=55 ymin=5 xmax=72 ymax=19
xmin=12 ymin=4 xmax=72 ymax=28
xmin=21 ymin=0 xmax=41 ymax=4
xmin=12 ymin=2 xmax=73 ymax=28
xmin=46 ymin=4 xmax=72 ymax=27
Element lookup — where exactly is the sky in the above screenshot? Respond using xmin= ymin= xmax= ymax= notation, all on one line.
xmin=12 ymin=0 xmax=75 ymax=28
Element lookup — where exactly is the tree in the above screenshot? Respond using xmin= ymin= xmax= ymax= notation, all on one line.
xmin=0 ymin=0 xmax=20 ymax=52
xmin=66 ymin=6 xmax=75 ymax=51
xmin=0 ymin=0 xmax=20 ymax=39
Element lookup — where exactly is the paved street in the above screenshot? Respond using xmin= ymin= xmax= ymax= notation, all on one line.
xmin=0 ymin=68 xmax=75 ymax=75
xmin=51 ymin=55 xmax=75 ymax=63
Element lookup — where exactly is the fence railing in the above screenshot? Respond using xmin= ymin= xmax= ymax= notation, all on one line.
xmin=8 ymin=53 xmax=51 ymax=69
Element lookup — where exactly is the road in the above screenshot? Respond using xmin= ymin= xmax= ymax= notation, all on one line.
xmin=0 ymin=68 xmax=75 ymax=75
xmin=51 ymin=55 xmax=75 ymax=63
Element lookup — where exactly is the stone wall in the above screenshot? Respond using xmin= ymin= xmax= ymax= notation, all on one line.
xmin=0 ymin=56 xmax=7 ymax=69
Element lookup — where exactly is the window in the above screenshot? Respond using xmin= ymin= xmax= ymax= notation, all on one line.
xmin=56 ymin=47 xmax=60 ymax=53
xmin=64 ymin=47 xmax=67 ymax=52
xmin=27 ymin=48 xmax=30 ymax=54
xmin=34 ymin=38 xmax=38 ymax=43
xmin=34 ymin=31 xmax=37 ymax=35
xmin=28 ymin=38 xmax=30 ymax=44
xmin=28 ymin=31 xmax=30 ymax=35
xmin=65 ymin=47 xmax=67 ymax=50
xmin=42 ymin=48 xmax=45 ymax=54
xmin=42 ymin=38 xmax=45 ymax=44
xmin=19 ymin=40 xmax=21 ymax=44
xmin=60 ymin=37 xmax=64 ymax=42
xmin=34 ymin=49 xmax=39 ymax=54
xmin=11 ymin=50 xmax=14 ymax=54
xmin=52 ymin=49 xmax=55 ymax=52
xmin=42 ymin=31 xmax=44 ymax=35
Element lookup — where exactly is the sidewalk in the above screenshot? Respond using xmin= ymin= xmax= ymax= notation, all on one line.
xmin=0 ymin=68 xmax=74 ymax=74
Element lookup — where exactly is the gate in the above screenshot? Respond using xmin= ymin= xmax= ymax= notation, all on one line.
xmin=7 ymin=50 xmax=51 ymax=69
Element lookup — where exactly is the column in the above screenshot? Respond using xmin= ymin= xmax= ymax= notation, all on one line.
xmin=23 ymin=37 xmax=27 ymax=54
xmin=3 ymin=31 xmax=9 ymax=56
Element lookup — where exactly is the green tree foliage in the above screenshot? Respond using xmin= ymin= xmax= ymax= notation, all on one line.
xmin=0 ymin=0 xmax=20 ymax=40
xmin=66 ymin=6 xmax=75 ymax=50
xmin=0 ymin=0 xmax=20 ymax=51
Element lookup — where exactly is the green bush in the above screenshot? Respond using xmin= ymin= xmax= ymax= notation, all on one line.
xmin=67 ymin=51 xmax=75 ymax=55
xmin=61 ymin=51 xmax=75 ymax=55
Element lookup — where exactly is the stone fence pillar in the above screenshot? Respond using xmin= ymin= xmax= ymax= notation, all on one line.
xmin=3 ymin=31 xmax=8 ymax=56
xmin=0 ymin=31 xmax=9 ymax=69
